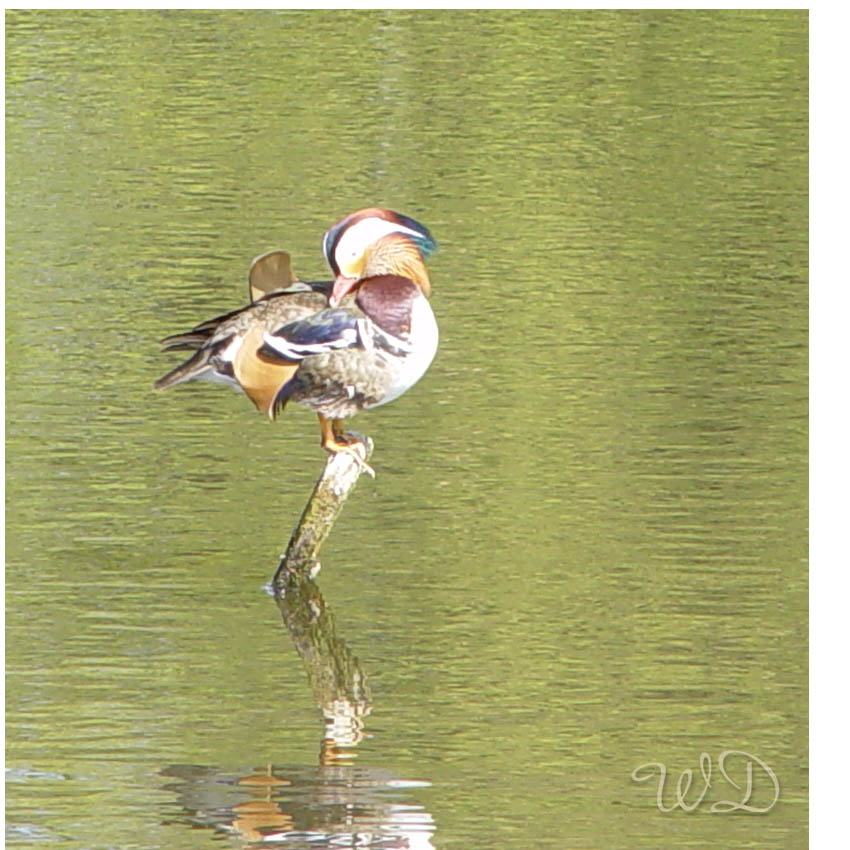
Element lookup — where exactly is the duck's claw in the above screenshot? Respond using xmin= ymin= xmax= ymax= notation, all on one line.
xmin=324 ymin=438 xmax=375 ymax=478
xmin=318 ymin=414 xmax=375 ymax=477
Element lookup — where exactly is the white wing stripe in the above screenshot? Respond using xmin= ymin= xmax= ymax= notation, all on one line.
xmin=261 ymin=328 xmax=359 ymax=360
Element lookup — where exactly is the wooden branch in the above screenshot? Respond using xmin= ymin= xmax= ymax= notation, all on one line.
xmin=273 ymin=437 xmax=374 ymax=586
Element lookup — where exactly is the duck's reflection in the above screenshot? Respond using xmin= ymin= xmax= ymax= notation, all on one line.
xmin=162 ymin=762 xmax=433 ymax=847
xmin=162 ymin=569 xmax=434 ymax=848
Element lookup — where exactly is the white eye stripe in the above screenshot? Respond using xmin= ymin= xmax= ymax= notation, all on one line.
xmin=334 ymin=217 xmax=421 ymax=265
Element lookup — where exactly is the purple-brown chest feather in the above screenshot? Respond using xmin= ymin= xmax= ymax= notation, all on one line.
xmin=355 ymin=275 xmax=418 ymax=339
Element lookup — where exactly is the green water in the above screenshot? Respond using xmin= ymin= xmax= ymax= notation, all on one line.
xmin=6 ymin=10 xmax=807 ymax=849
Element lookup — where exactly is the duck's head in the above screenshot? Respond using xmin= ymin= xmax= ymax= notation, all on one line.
xmin=323 ymin=207 xmax=436 ymax=305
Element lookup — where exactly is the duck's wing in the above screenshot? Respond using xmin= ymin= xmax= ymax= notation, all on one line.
xmin=259 ymin=308 xmax=385 ymax=418
xmin=158 ymin=287 xmax=330 ymax=352
xmin=258 ymin=308 xmax=366 ymax=362
xmin=155 ymin=288 xmax=332 ymax=420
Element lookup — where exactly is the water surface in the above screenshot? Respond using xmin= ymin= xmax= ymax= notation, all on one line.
xmin=6 ymin=10 xmax=807 ymax=849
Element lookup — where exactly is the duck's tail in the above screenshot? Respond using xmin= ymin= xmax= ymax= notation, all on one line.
xmin=153 ymin=346 xmax=217 ymax=390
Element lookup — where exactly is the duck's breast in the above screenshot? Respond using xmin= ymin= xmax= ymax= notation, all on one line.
xmin=368 ymin=292 xmax=438 ymax=408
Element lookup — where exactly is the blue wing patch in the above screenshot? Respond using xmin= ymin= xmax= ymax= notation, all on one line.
xmin=259 ymin=309 xmax=362 ymax=361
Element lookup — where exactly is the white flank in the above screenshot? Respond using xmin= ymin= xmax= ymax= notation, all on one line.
xmin=194 ymin=335 xmax=243 ymax=388
xmin=220 ymin=335 xmax=244 ymax=361
xmin=194 ymin=368 xmax=240 ymax=389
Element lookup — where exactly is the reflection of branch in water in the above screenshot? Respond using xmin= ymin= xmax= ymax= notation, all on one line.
xmin=162 ymin=438 xmax=435 ymax=846
xmin=275 ymin=570 xmax=371 ymax=763
xmin=161 ymin=576 xmax=435 ymax=846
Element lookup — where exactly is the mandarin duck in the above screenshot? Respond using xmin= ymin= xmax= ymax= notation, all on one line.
xmin=154 ymin=208 xmax=438 ymax=472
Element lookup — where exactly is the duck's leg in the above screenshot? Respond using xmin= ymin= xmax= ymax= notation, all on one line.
xmin=317 ymin=414 xmax=375 ymax=477
xmin=331 ymin=418 xmax=349 ymax=444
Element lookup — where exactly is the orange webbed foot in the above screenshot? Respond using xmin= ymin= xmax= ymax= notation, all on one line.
xmin=318 ymin=416 xmax=375 ymax=478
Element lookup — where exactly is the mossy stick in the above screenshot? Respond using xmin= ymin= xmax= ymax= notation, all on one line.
xmin=273 ymin=438 xmax=374 ymax=585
